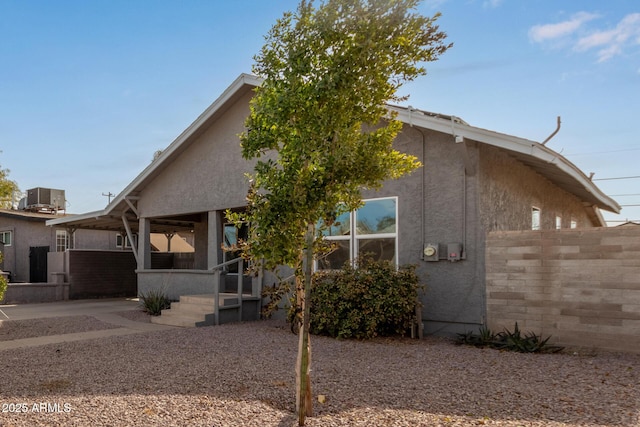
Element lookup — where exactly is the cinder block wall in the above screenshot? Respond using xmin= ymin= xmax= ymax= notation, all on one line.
xmin=67 ymin=250 xmax=137 ymax=299
xmin=486 ymin=226 xmax=640 ymax=353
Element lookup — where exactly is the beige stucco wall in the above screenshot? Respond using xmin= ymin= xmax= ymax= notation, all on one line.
xmin=486 ymin=226 xmax=640 ymax=353
xmin=479 ymin=145 xmax=595 ymax=232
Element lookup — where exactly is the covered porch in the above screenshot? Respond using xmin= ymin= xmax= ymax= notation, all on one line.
xmin=47 ymin=206 xmax=263 ymax=326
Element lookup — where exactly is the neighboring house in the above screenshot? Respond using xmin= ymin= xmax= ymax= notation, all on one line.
xmin=47 ymin=74 xmax=620 ymax=333
xmin=0 ymin=208 xmax=119 ymax=283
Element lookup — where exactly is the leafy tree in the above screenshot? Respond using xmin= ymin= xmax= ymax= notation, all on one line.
xmin=0 ymin=156 xmax=20 ymax=209
xmin=229 ymin=0 xmax=450 ymax=423
xmin=0 ymin=252 xmax=6 ymax=301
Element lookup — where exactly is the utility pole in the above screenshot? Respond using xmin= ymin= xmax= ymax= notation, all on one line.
xmin=102 ymin=192 xmax=114 ymax=204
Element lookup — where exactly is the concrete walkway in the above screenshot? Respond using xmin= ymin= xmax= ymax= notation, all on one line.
xmin=0 ymin=298 xmax=177 ymax=351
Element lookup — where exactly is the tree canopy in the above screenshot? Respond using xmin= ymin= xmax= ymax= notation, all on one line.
xmin=229 ymin=0 xmax=450 ymax=423
xmin=0 ymin=158 xmax=20 ymax=209
xmin=236 ymin=0 xmax=450 ymax=270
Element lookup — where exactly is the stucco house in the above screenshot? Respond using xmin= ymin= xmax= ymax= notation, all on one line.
xmin=0 ymin=208 xmax=118 ymax=283
xmin=47 ymin=74 xmax=620 ymax=333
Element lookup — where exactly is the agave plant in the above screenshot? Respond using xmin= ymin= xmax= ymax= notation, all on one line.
xmin=139 ymin=289 xmax=171 ymax=316
xmin=457 ymin=322 xmax=563 ymax=353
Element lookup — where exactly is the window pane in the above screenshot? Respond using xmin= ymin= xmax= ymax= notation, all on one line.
xmin=531 ymin=207 xmax=541 ymax=231
xmin=1 ymin=231 xmax=10 ymax=246
xmin=224 ymin=223 xmax=248 ymax=273
xmin=224 ymin=224 xmax=237 ymax=248
xmin=320 ymin=211 xmax=351 ymax=237
xmin=356 ymin=198 xmax=396 ymax=235
xmin=357 ymin=238 xmax=395 ymax=263
xmin=56 ymin=230 xmax=68 ymax=252
xmin=317 ymin=240 xmax=350 ymax=270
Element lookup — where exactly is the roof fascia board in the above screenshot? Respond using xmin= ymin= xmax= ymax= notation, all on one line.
xmin=393 ymin=106 xmax=620 ymax=214
xmin=46 ymin=210 xmax=108 ymax=227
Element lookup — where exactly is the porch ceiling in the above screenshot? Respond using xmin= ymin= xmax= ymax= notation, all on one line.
xmin=49 ymin=211 xmax=198 ymax=234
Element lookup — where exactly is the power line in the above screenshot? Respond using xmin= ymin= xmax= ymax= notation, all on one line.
xmin=593 ymin=175 xmax=640 ymax=181
xmin=564 ymin=147 xmax=640 ymax=156
xmin=620 ymin=204 xmax=640 ymax=207
xmin=609 ymin=193 xmax=640 ymax=197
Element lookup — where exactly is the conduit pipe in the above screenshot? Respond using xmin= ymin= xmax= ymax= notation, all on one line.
xmin=407 ymin=107 xmax=426 ymax=248
xmin=542 ymin=116 xmax=561 ymax=145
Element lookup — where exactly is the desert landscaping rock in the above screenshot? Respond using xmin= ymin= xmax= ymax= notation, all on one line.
xmin=0 ymin=316 xmax=638 ymax=426
xmin=0 ymin=315 xmax=119 ymax=341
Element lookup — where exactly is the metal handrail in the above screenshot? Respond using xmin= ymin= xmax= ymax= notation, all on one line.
xmin=211 ymin=257 xmax=244 ymax=325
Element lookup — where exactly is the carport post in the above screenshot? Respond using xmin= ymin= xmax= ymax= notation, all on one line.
xmin=138 ymin=217 xmax=151 ymax=270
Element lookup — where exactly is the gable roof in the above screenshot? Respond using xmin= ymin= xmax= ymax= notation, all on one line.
xmin=47 ymin=73 xmax=619 ymax=232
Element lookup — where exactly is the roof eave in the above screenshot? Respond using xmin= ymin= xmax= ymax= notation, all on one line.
xmin=391 ymin=106 xmax=621 ymax=215
xmin=46 ymin=209 xmax=108 ymax=227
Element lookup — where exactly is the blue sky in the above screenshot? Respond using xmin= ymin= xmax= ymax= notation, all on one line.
xmin=1 ymin=0 xmax=638 ymax=224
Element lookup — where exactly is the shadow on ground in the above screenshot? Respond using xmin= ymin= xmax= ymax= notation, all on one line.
xmin=0 ymin=318 xmax=638 ymax=426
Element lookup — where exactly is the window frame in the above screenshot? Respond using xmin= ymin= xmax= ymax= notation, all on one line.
xmin=531 ymin=206 xmax=541 ymax=231
xmin=318 ymin=196 xmax=398 ymax=270
xmin=0 ymin=230 xmax=12 ymax=247
xmin=116 ymin=234 xmax=138 ymax=249
xmin=55 ymin=229 xmax=74 ymax=252
xmin=222 ymin=222 xmax=249 ymax=274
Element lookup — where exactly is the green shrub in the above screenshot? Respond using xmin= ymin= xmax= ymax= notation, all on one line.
xmin=139 ymin=289 xmax=171 ymax=316
xmin=290 ymin=256 xmax=423 ymax=339
xmin=0 ymin=252 xmax=6 ymax=301
xmin=457 ymin=322 xmax=564 ymax=353
xmin=0 ymin=275 xmax=6 ymax=302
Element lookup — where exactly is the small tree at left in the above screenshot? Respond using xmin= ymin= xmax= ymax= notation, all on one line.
xmin=0 ymin=252 xmax=7 ymax=301
xmin=0 ymin=156 xmax=20 ymax=209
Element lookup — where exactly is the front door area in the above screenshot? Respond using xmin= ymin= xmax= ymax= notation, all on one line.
xmin=29 ymin=246 xmax=49 ymax=283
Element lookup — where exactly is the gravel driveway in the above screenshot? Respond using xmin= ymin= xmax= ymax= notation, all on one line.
xmin=0 ymin=314 xmax=638 ymax=426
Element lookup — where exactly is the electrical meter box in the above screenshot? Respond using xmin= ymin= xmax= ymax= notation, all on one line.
xmin=423 ymin=243 xmax=439 ymax=262
xmin=447 ymin=243 xmax=462 ymax=262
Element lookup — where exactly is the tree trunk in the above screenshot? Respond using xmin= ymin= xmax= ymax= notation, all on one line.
xmin=296 ymin=223 xmax=314 ymax=425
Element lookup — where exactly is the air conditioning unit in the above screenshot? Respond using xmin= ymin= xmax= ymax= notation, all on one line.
xmin=24 ymin=187 xmax=66 ymax=212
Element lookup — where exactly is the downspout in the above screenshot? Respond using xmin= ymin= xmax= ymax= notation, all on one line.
xmin=408 ymin=108 xmax=426 ymax=338
xmin=462 ymin=172 xmax=467 ymax=260
xmin=407 ymin=107 xmax=426 ymax=251
xmin=451 ymin=116 xmax=470 ymax=260
xmin=542 ymin=116 xmax=561 ymax=145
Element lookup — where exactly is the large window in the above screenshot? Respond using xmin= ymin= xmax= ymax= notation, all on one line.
xmin=318 ymin=197 xmax=397 ymax=270
xmin=0 ymin=230 xmax=11 ymax=246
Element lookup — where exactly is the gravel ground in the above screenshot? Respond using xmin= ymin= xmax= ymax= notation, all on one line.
xmin=0 ymin=315 xmax=638 ymax=427
xmin=0 ymin=316 xmax=120 ymax=341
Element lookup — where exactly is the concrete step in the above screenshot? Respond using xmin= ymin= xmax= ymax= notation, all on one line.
xmin=151 ymin=293 xmax=257 ymax=328
xmin=180 ymin=293 xmax=240 ymax=307
xmin=170 ymin=301 xmax=215 ymax=315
